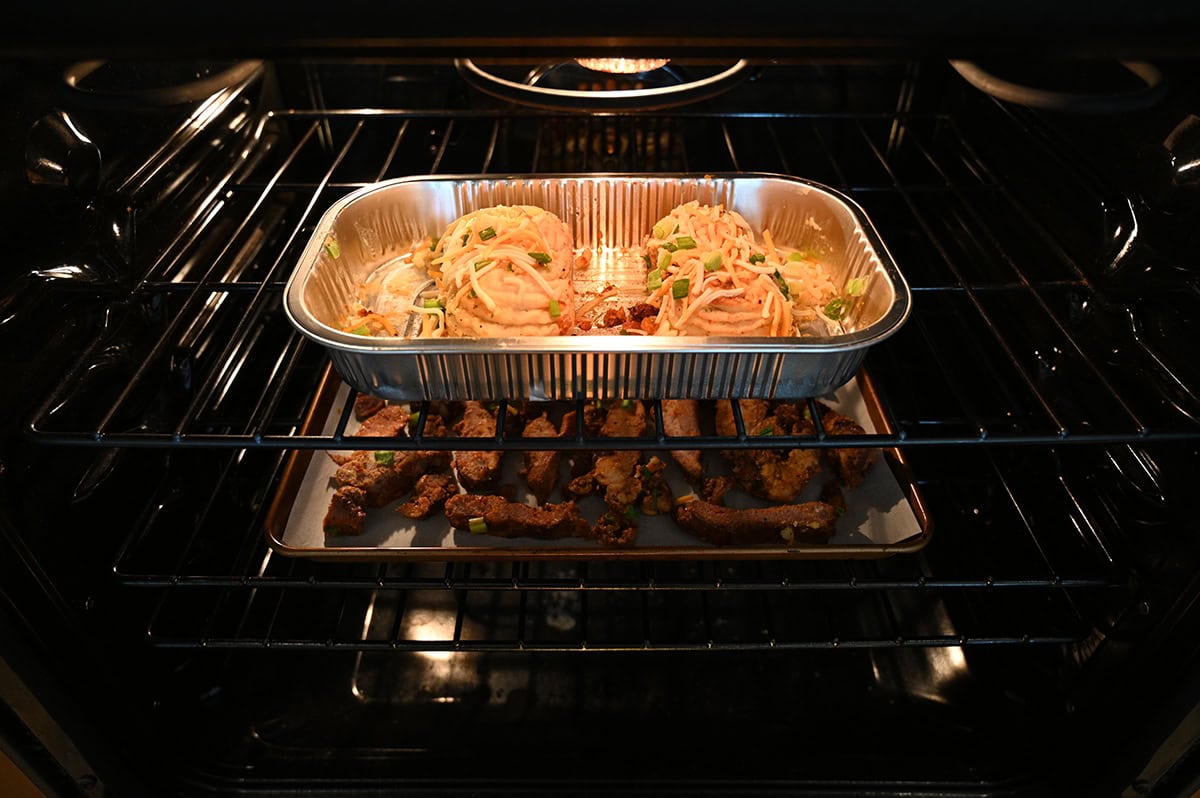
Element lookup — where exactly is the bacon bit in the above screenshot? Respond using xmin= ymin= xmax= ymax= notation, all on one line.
xmin=602 ymin=307 xmax=628 ymax=328
xmin=628 ymin=302 xmax=658 ymax=322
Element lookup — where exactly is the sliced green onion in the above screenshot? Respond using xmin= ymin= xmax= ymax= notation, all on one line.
xmin=623 ymin=504 xmax=638 ymax=521
xmin=430 ymin=236 xmax=440 ymax=251
xmin=374 ymin=450 xmax=395 ymax=466
xmin=349 ymin=324 xmax=370 ymax=336
xmin=772 ymin=269 xmax=791 ymax=298
xmin=479 ymin=226 xmax=497 ymax=241
xmin=324 ymin=239 xmax=341 ymax=259
xmin=824 ymin=297 xmax=849 ymax=320
xmin=657 ymin=250 xmax=673 ymax=271
xmin=468 ymin=516 xmax=488 ymax=535
xmin=409 ymin=411 xmax=421 ymax=426
xmin=474 ymin=259 xmax=492 ymax=271
xmin=642 ymin=254 xmax=653 ymax=269
xmin=787 ymin=251 xmax=810 ymax=262
xmin=662 ymin=242 xmax=678 ymax=253
xmin=703 ymin=252 xmax=723 ymax=272
xmin=548 ymin=299 xmax=561 ymax=318
xmin=423 ymin=298 xmax=444 ymax=309
xmin=461 ymin=233 xmax=470 ymax=245
xmin=646 ymin=269 xmax=663 ymax=291
xmin=846 ymin=277 xmax=867 ymax=297
xmin=620 ymin=399 xmax=633 ymax=409
xmin=528 ymin=251 xmax=552 ymax=264
xmin=757 ymin=425 xmax=775 ymax=436
xmin=652 ymin=218 xmax=677 ymax=240
xmin=672 ymin=277 xmax=690 ymax=300
xmin=749 ymin=253 xmax=766 ymax=264
xmin=674 ymin=235 xmax=697 ymax=250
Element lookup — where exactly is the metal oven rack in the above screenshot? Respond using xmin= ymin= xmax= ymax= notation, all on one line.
xmin=19 ymin=61 xmax=1199 ymax=659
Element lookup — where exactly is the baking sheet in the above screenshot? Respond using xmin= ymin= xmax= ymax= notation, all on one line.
xmin=265 ymin=368 xmax=931 ymax=561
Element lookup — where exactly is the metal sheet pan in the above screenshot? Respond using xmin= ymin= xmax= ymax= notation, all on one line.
xmin=264 ymin=366 xmax=932 ymax=561
xmin=283 ymin=173 xmax=911 ymax=401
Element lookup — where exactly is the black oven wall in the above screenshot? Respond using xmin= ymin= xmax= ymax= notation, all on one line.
xmin=2 ymin=37 xmax=1200 ymax=798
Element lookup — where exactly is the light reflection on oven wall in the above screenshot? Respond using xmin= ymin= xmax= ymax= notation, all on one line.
xmin=349 ymin=586 xmax=591 ymax=709
xmin=352 ymin=589 xmax=481 ymax=706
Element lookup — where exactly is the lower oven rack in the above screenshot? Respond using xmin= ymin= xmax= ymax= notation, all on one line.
xmin=104 ymin=438 xmax=1137 ymax=652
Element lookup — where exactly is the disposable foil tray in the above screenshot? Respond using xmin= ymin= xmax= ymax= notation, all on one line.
xmin=283 ymin=172 xmax=911 ymax=401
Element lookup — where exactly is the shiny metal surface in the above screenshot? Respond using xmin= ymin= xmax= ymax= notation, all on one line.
xmin=284 ymin=173 xmax=911 ymax=401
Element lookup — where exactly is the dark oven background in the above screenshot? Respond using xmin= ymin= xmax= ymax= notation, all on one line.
xmin=2 ymin=52 xmax=1200 ymax=797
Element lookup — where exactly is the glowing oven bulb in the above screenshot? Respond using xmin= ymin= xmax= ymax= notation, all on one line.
xmin=574 ymin=58 xmax=671 ymax=75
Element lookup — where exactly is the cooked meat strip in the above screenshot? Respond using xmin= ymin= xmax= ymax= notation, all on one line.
xmin=519 ymin=411 xmax=577 ymax=503
xmin=566 ymin=400 xmax=668 ymax=544
xmin=566 ymin=400 xmax=647 ymax=510
xmin=496 ymin=400 xmax=529 ymax=437
xmin=356 ymin=403 xmax=411 ymax=438
xmin=673 ymin=497 xmax=839 ymax=546
xmin=582 ymin=401 xmax=607 ymax=437
xmin=593 ymin=511 xmax=637 ymax=547
xmin=701 ymin=475 xmax=737 ymax=504
xmin=453 ymin=401 xmax=503 ymax=491
xmin=587 ymin=451 xmax=643 ymax=506
xmin=455 ymin=400 xmax=497 ymax=437
xmin=602 ymin=400 xmax=649 ymax=438
xmin=715 ymin=400 xmax=821 ymax=503
xmin=638 ymin=455 xmax=674 ymax=516
xmin=444 ymin=494 xmax=591 ymax=540
xmin=411 ymin=412 xmax=449 ymax=438
xmin=322 ymin=400 xmax=455 ymax=533
xmin=814 ymin=400 xmax=874 ymax=488
xmin=570 ymin=402 xmax=609 ymax=477
xmin=332 ymin=449 xmax=452 ymax=508
xmin=322 ymin=486 xmax=368 ymax=536
xmin=717 ymin=398 xmax=771 ymax=436
xmin=353 ymin=394 xmax=387 ymax=420
xmin=397 ymin=472 xmax=459 ymax=520
xmin=659 ymin=399 xmax=704 ymax=484
xmin=329 ymin=403 xmax=414 ymax=466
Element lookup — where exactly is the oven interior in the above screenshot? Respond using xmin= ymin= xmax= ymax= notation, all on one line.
xmin=2 ymin=54 xmax=1200 ymax=796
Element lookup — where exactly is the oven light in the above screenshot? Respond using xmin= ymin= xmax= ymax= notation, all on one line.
xmin=574 ymin=58 xmax=671 ymax=74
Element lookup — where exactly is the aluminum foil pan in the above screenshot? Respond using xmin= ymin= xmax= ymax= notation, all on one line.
xmin=283 ymin=173 xmax=911 ymax=401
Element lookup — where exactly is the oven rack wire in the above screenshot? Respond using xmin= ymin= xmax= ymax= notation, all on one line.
xmin=24 ymin=91 xmax=1200 ymax=450
xmin=103 ymin=433 xmax=1141 ymax=651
